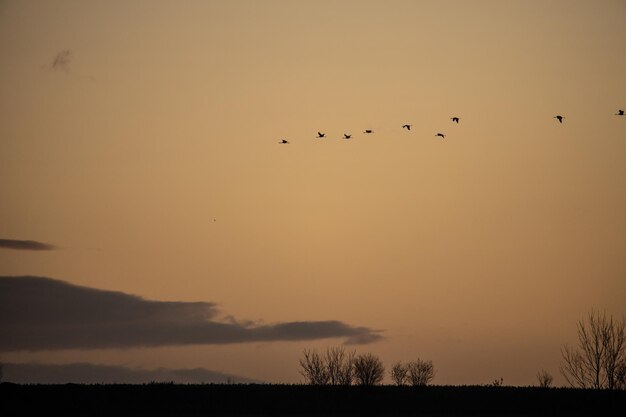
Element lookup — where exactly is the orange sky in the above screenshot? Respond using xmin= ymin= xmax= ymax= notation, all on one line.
xmin=1 ymin=0 xmax=625 ymax=385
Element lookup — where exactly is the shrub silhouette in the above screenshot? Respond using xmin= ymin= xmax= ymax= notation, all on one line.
xmin=488 ymin=377 xmax=504 ymax=387
xmin=536 ymin=369 xmax=553 ymax=388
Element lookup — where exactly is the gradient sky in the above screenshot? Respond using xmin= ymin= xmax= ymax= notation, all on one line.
xmin=1 ymin=0 xmax=625 ymax=385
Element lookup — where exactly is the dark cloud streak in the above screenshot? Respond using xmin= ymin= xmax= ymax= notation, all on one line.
xmin=0 ymin=276 xmax=383 ymax=351
xmin=0 ymin=239 xmax=55 ymax=251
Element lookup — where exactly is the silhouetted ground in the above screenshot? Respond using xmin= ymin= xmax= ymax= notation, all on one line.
xmin=1 ymin=383 xmax=625 ymax=416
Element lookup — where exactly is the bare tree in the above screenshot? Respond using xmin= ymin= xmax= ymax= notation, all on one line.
xmin=560 ymin=310 xmax=626 ymax=389
xmin=560 ymin=347 xmax=588 ymax=388
xmin=324 ymin=347 xmax=355 ymax=386
xmin=353 ymin=353 xmax=385 ymax=386
xmin=407 ymin=359 xmax=435 ymax=386
xmin=299 ymin=349 xmax=329 ymax=385
xmin=536 ymin=369 xmax=553 ymax=388
xmin=299 ymin=347 xmax=355 ymax=385
xmin=615 ymin=361 xmax=626 ymax=390
xmin=390 ymin=361 xmax=408 ymax=386
xmin=602 ymin=313 xmax=626 ymax=390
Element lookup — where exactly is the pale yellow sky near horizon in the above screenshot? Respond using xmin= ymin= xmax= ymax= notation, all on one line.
xmin=1 ymin=0 xmax=626 ymax=385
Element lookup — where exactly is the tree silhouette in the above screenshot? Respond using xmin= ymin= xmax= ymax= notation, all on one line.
xmin=407 ymin=359 xmax=435 ymax=386
xmin=324 ymin=347 xmax=355 ymax=386
xmin=536 ymin=369 xmax=553 ymax=388
xmin=616 ymin=361 xmax=626 ymax=389
xmin=353 ymin=353 xmax=385 ymax=386
xmin=560 ymin=310 xmax=626 ymax=389
xmin=299 ymin=349 xmax=329 ymax=385
xmin=390 ymin=361 xmax=408 ymax=386
xmin=299 ymin=347 xmax=355 ymax=385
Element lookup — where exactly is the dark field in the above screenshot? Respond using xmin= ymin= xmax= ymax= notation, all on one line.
xmin=1 ymin=383 xmax=625 ymax=416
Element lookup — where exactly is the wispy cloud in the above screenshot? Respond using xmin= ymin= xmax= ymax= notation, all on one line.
xmin=0 ymin=276 xmax=383 ymax=351
xmin=2 ymin=362 xmax=260 ymax=384
xmin=49 ymin=49 xmax=72 ymax=72
xmin=44 ymin=49 xmax=95 ymax=82
xmin=0 ymin=239 xmax=55 ymax=251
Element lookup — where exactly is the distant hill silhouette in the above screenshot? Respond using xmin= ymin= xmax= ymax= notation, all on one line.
xmin=2 ymin=363 xmax=259 ymax=384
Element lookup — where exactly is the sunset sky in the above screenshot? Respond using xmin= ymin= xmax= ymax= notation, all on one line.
xmin=1 ymin=0 xmax=625 ymax=385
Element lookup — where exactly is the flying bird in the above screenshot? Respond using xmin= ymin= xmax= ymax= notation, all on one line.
xmin=317 ymin=132 xmax=326 ymax=138
xmin=402 ymin=124 xmax=412 ymax=130
xmin=279 ymin=139 xmax=289 ymax=144
xmin=554 ymin=115 xmax=564 ymax=123
xmin=616 ymin=110 xmax=624 ymax=116
xmin=343 ymin=134 xmax=351 ymax=139
xmin=435 ymin=133 xmax=446 ymax=139
xmin=451 ymin=117 xmax=460 ymax=123
xmin=364 ymin=129 xmax=373 ymax=133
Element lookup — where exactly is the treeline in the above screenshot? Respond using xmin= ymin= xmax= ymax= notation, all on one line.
xmin=300 ymin=310 xmax=626 ymax=390
xmin=298 ymin=347 xmax=435 ymax=386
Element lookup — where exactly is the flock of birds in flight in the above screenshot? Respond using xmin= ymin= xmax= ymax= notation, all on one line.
xmin=278 ymin=110 xmax=624 ymax=144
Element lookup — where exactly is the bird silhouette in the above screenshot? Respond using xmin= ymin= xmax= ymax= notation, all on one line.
xmin=270 ymin=108 xmax=626 ymax=144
